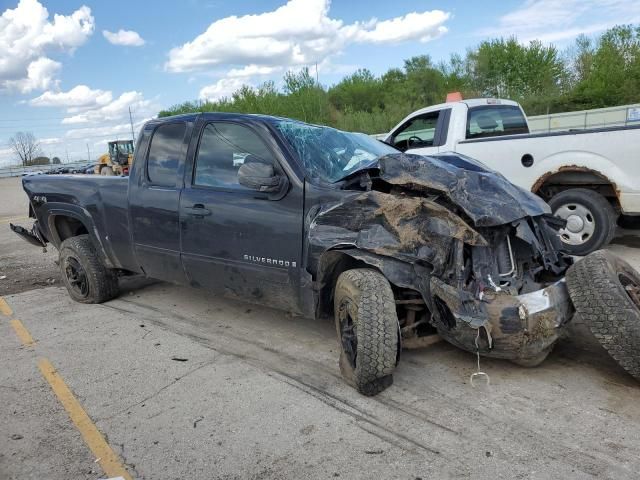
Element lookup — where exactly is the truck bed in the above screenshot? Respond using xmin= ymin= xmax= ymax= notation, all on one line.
xmin=22 ymin=175 xmax=136 ymax=271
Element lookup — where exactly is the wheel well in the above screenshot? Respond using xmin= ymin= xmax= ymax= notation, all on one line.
xmin=316 ymin=251 xmax=368 ymax=318
xmin=53 ymin=215 xmax=89 ymax=243
xmin=315 ymin=250 xmax=425 ymax=319
xmin=533 ymin=169 xmax=620 ymax=210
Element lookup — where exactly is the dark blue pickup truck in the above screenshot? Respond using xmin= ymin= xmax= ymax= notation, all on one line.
xmin=11 ymin=113 xmax=640 ymax=394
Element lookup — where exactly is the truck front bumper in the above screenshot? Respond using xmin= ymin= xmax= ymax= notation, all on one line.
xmin=431 ymin=278 xmax=574 ymax=362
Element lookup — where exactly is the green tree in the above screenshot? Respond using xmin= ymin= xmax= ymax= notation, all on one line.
xmin=467 ymin=38 xmax=566 ymax=100
xmin=570 ymin=25 xmax=640 ymax=108
xmin=328 ymin=69 xmax=382 ymax=112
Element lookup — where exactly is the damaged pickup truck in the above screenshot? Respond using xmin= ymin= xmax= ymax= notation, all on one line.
xmin=11 ymin=113 xmax=640 ymax=395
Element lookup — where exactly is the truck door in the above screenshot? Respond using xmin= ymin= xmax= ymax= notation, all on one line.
xmin=179 ymin=120 xmax=304 ymax=313
xmin=129 ymin=121 xmax=190 ymax=284
xmin=388 ymin=108 xmax=450 ymax=155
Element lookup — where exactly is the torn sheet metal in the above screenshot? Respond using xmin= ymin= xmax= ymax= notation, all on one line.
xmin=310 ymin=190 xmax=486 ymax=273
xmin=376 ymin=153 xmax=550 ymax=226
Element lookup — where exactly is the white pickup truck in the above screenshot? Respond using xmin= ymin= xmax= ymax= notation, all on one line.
xmin=384 ymin=98 xmax=640 ymax=255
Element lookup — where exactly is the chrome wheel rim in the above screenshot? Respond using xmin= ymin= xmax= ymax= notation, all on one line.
xmin=555 ymin=203 xmax=596 ymax=246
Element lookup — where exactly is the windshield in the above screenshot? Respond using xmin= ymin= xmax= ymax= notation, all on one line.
xmin=275 ymin=120 xmax=398 ymax=182
xmin=117 ymin=142 xmax=133 ymax=154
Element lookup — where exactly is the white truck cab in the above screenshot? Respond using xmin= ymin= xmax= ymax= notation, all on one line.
xmin=385 ymin=98 xmax=640 ymax=255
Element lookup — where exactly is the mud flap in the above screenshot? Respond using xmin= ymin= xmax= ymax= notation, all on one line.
xmin=9 ymin=222 xmax=47 ymax=248
xmin=566 ymin=250 xmax=640 ymax=381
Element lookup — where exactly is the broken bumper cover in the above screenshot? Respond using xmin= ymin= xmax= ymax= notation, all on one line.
xmin=432 ymin=278 xmax=574 ymax=361
xmin=10 ymin=221 xmax=47 ymax=247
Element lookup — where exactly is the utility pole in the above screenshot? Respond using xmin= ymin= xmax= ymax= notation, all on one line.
xmin=86 ymin=143 xmax=91 ymax=163
xmin=65 ymin=147 xmax=69 ymax=164
xmin=129 ymin=106 xmax=136 ymax=143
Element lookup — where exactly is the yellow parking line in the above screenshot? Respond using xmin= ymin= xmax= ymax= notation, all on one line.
xmin=10 ymin=319 xmax=35 ymax=346
xmin=38 ymin=358 xmax=132 ymax=480
xmin=0 ymin=297 xmax=12 ymax=316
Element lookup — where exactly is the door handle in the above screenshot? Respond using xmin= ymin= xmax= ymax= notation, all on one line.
xmin=184 ymin=204 xmax=211 ymax=216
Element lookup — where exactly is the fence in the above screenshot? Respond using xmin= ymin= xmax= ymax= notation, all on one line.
xmin=527 ymin=103 xmax=640 ymax=133
xmin=0 ymin=161 xmax=91 ymax=179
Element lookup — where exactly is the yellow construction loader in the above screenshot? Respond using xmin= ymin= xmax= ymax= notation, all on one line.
xmin=95 ymin=140 xmax=134 ymax=176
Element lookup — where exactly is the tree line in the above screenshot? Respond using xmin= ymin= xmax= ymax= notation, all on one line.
xmin=161 ymin=25 xmax=638 ymax=134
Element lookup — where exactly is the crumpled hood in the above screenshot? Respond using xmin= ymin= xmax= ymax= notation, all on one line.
xmin=376 ymin=153 xmax=550 ymax=227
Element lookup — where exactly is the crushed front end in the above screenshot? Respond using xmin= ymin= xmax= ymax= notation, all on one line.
xmin=311 ymin=153 xmax=576 ymax=363
xmin=429 ymin=215 xmax=574 ymax=363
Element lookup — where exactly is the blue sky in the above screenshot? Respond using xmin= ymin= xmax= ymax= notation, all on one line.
xmin=1 ymin=0 xmax=639 ymax=166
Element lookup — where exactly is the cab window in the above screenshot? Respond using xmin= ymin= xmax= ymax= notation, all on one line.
xmin=466 ymin=106 xmax=529 ymax=139
xmin=391 ymin=111 xmax=440 ymax=150
xmin=194 ymin=122 xmax=275 ymax=190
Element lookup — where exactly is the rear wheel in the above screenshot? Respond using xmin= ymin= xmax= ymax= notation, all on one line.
xmin=59 ymin=235 xmax=118 ymax=304
xmin=101 ymin=166 xmax=114 ymax=176
xmin=566 ymin=250 xmax=640 ymax=381
xmin=549 ymin=188 xmax=616 ymax=256
xmin=334 ymin=269 xmax=399 ymax=396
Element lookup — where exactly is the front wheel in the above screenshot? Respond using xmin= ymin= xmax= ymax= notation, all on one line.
xmin=549 ymin=188 xmax=617 ymax=256
xmin=59 ymin=235 xmax=119 ymax=303
xmin=334 ymin=269 xmax=399 ymax=396
xmin=566 ymin=250 xmax=640 ymax=381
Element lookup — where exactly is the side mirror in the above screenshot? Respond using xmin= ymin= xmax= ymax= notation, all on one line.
xmin=238 ymin=162 xmax=282 ymax=193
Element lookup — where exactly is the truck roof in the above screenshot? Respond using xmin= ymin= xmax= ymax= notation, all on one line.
xmin=148 ymin=112 xmax=290 ymax=126
xmin=407 ymin=98 xmax=521 ymax=117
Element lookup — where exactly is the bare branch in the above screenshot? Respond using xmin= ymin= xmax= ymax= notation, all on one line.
xmin=8 ymin=132 xmax=41 ymax=167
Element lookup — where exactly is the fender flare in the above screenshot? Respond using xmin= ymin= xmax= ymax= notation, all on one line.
xmin=42 ymin=203 xmax=115 ymax=268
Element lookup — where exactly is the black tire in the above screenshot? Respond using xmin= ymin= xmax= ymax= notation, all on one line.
xmin=566 ymin=250 xmax=640 ymax=380
xmin=549 ymin=188 xmax=617 ymax=256
xmin=59 ymin=235 xmax=118 ymax=304
xmin=334 ymin=269 xmax=399 ymax=396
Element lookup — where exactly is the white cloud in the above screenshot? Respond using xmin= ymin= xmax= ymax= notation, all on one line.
xmin=199 ymin=77 xmax=249 ymax=100
xmin=353 ymin=11 xmax=449 ymax=44
xmin=227 ymin=65 xmax=281 ymax=78
xmin=480 ymin=0 xmax=640 ymax=44
xmin=28 ymin=84 xmax=158 ymax=129
xmin=29 ymin=84 xmax=112 ymax=109
xmin=166 ymin=0 xmax=449 ymax=73
xmin=40 ymin=137 xmax=62 ymax=145
xmin=0 ymin=0 xmax=94 ymax=93
xmin=103 ymin=29 xmax=145 ymax=47
xmin=61 ymin=91 xmax=154 ymax=124
xmin=65 ymin=118 xmax=148 ymax=140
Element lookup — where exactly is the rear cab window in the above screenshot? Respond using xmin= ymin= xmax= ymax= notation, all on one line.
xmin=466 ymin=105 xmax=529 ymax=139
xmin=146 ymin=122 xmax=187 ymax=187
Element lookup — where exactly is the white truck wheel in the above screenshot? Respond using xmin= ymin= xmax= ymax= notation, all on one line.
xmin=549 ymin=188 xmax=617 ymax=256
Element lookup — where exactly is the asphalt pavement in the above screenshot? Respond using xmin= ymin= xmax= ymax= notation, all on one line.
xmin=2 ymin=176 xmax=640 ymax=480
